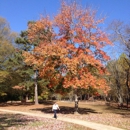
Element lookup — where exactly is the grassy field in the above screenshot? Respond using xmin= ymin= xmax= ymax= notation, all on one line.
xmin=0 ymin=111 xmax=92 ymax=130
xmin=0 ymin=100 xmax=130 ymax=130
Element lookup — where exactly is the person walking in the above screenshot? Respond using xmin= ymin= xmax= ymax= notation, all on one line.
xmin=52 ymin=102 xmax=60 ymax=119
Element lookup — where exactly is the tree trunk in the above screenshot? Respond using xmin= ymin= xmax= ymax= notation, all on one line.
xmin=74 ymin=89 xmax=79 ymax=114
xmin=118 ymin=94 xmax=123 ymax=109
xmin=80 ymin=94 xmax=82 ymax=101
xmin=34 ymin=78 xmax=39 ymax=105
xmin=25 ymin=94 xmax=28 ymax=102
xmin=126 ymin=95 xmax=129 ymax=109
xmin=104 ymin=95 xmax=107 ymax=102
xmin=87 ymin=93 xmax=90 ymax=100
xmin=125 ymin=70 xmax=130 ymax=109
xmin=84 ymin=94 xmax=86 ymax=100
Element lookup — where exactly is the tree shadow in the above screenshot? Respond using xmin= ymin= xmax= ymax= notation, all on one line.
xmin=104 ymin=103 xmax=130 ymax=111
xmin=99 ymin=104 xmax=130 ymax=118
xmin=0 ymin=102 xmax=34 ymax=107
xmin=0 ymin=113 xmax=35 ymax=130
xmin=0 ymin=100 xmax=55 ymax=107
xmin=31 ymin=106 xmax=98 ymax=114
xmin=39 ymin=100 xmax=55 ymax=105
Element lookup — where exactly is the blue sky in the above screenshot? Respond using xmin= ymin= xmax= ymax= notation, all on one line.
xmin=0 ymin=0 xmax=130 ymax=59
xmin=0 ymin=0 xmax=130 ymax=33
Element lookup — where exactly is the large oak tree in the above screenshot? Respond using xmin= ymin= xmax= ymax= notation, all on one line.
xmin=23 ymin=1 xmax=112 ymax=112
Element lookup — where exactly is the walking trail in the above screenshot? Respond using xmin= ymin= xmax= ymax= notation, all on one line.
xmin=0 ymin=109 xmax=124 ymax=130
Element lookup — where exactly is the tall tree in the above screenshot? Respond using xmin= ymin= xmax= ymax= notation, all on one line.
xmin=0 ymin=17 xmax=17 ymax=99
xmin=118 ymin=54 xmax=130 ymax=107
xmin=15 ymin=23 xmax=50 ymax=104
xmin=15 ymin=29 xmax=39 ymax=104
xmin=106 ymin=54 xmax=130 ymax=108
xmin=23 ymin=1 xmax=112 ymax=112
xmin=0 ymin=17 xmax=16 ymax=66
xmin=108 ymin=20 xmax=130 ymax=107
xmin=107 ymin=59 xmax=124 ymax=105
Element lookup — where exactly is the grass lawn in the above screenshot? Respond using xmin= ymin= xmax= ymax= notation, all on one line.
xmin=0 ymin=111 xmax=92 ymax=130
xmin=0 ymin=100 xmax=130 ymax=130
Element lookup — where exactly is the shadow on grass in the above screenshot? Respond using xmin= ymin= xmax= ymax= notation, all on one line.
xmin=0 ymin=100 xmax=55 ymax=107
xmin=39 ymin=100 xmax=55 ymax=105
xmin=0 ymin=113 xmax=35 ymax=130
xmin=31 ymin=106 xmax=98 ymax=114
xmin=104 ymin=105 xmax=130 ymax=118
xmin=0 ymin=102 xmax=34 ymax=107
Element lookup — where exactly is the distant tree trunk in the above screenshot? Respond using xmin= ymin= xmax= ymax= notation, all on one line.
xmin=125 ymin=70 xmax=130 ymax=109
xmin=74 ymin=89 xmax=79 ymax=114
xmin=126 ymin=95 xmax=129 ymax=109
xmin=87 ymin=93 xmax=90 ymax=100
xmin=80 ymin=94 xmax=82 ymax=101
xmin=34 ymin=70 xmax=39 ymax=105
xmin=118 ymin=94 xmax=123 ymax=109
xmin=84 ymin=94 xmax=86 ymax=100
xmin=103 ymin=95 xmax=107 ymax=102
xmin=32 ymin=92 xmax=34 ymax=102
xmin=25 ymin=94 xmax=28 ymax=102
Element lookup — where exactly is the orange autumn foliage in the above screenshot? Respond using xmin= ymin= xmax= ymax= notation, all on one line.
xmin=12 ymin=86 xmax=25 ymax=90
xmin=23 ymin=1 xmax=112 ymax=94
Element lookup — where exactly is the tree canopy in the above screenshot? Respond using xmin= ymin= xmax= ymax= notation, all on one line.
xmin=23 ymin=1 xmax=112 ymax=95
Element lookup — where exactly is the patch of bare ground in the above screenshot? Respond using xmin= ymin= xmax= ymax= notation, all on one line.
xmin=0 ymin=100 xmax=130 ymax=130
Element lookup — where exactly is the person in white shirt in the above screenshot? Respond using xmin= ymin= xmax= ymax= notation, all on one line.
xmin=52 ymin=102 xmax=60 ymax=118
